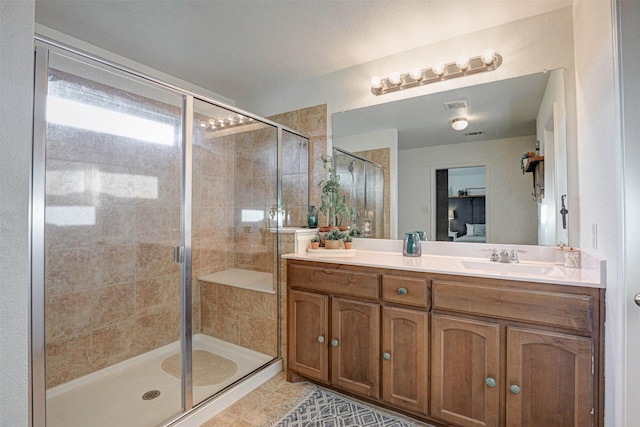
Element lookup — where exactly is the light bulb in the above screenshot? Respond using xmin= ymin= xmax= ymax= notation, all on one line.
xmin=370 ymin=76 xmax=382 ymax=89
xmin=432 ymin=62 xmax=446 ymax=76
xmin=389 ymin=72 xmax=402 ymax=85
xmin=409 ymin=67 xmax=422 ymax=81
xmin=451 ymin=118 xmax=469 ymax=131
xmin=456 ymin=54 xmax=470 ymax=71
xmin=481 ymin=48 xmax=496 ymax=65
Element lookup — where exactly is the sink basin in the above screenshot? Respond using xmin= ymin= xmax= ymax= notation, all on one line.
xmin=459 ymin=260 xmax=564 ymax=277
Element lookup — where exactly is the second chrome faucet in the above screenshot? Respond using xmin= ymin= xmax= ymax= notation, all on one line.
xmin=490 ymin=249 xmax=519 ymax=263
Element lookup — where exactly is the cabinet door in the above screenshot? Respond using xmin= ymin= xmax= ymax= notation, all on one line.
xmin=382 ymin=306 xmax=429 ymax=415
xmin=431 ymin=314 xmax=500 ymax=427
xmin=288 ymin=290 xmax=329 ymax=383
xmin=506 ymin=327 xmax=593 ymax=427
xmin=331 ymin=297 xmax=380 ymax=399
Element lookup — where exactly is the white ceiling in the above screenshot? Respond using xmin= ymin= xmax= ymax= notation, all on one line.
xmin=35 ymin=0 xmax=572 ymax=104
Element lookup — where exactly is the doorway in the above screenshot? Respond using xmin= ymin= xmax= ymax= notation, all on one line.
xmin=435 ymin=166 xmax=486 ymax=242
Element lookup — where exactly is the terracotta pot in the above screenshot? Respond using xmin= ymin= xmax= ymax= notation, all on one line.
xmin=338 ymin=226 xmax=349 ymax=231
xmin=324 ymin=240 xmax=341 ymax=249
xmin=310 ymin=241 xmax=320 ymax=249
xmin=344 ymin=242 xmax=353 ymax=249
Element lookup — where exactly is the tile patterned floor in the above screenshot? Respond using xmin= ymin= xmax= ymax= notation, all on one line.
xmin=200 ymin=372 xmax=432 ymax=427
xmin=200 ymin=372 xmax=314 ymax=427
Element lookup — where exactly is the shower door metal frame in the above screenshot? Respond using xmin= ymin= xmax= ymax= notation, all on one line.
xmin=31 ymin=36 xmax=307 ymax=426
xmin=30 ymin=42 xmax=195 ymax=426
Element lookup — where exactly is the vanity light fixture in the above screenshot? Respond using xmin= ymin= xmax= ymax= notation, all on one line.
xmin=370 ymin=49 xmax=501 ymax=96
xmin=200 ymin=114 xmax=253 ymax=131
xmin=451 ymin=118 xmax=469 ymax=131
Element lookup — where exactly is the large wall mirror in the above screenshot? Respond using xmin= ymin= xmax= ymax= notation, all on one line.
xmin=333 ymin=69 xmax=568 ymax=246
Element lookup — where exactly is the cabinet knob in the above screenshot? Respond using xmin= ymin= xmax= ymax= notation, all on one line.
xmin=331 ymin=339 xmax=339 ymax=347
xmin=397 ymin=287 xmax=408 ymax=295
xmin=485 ymin=377 xmax=497 ymax=388
xmin=317 ymin=335 xmax=325 ymax=343
xmin=635 ymin=293 xmax=640 ymax=306
xmin=509 ymin=384 xmax=521 ymax=395
xmin=383 ymin=352 xmax=391 ymax=361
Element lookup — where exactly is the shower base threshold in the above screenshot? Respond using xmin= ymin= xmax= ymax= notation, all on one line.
xmin=46 ymin=334 xmax=273 ymax=427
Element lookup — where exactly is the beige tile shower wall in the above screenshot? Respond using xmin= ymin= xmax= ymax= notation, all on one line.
xmin=268 ymin=104 xmax=327 ymax=227
xmin=232 ymin=126 xmax=277 ymax=273
xmin=44 ymin=124 xmax=182 ymax=388
xmin=199 ymin=283 xmax=278 ymax=357
xmin=355 ymin=148 xmax=391 ymax=239
xmin=197 ymin=123 xmax=279 ymax=355
xmin=191 ymin=127 xmax=237 ymax=334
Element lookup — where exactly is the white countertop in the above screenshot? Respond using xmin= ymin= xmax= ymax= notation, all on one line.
xmin=282 ymin=245 xmax=605 ymax=288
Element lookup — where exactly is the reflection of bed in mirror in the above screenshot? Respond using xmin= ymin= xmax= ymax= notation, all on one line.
xmin=454 ymin=223 xmax=486 ymax=243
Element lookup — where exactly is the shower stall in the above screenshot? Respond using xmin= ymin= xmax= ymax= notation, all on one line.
xmin=31 ymin=41 xmax=308 ymax=426
xmin=332 ymin=148 xmax=386 ymax=238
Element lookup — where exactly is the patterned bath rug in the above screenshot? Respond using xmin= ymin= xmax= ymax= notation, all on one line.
xmin=271 ymin=387 xmax=431 ymax=427
xmin=161 ymin=350 xmax=237 ymax=386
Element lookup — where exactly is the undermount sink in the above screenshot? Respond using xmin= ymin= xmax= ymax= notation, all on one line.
xmin=459 ymin=260 xmax=565 ymax=277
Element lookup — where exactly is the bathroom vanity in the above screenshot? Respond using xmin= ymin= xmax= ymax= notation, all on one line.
xmin=283 ymin=247 xmax=604 ymax=427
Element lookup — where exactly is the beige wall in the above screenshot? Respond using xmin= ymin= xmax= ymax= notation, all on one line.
xmin=0 ymin=1 xmax=35 ymax=424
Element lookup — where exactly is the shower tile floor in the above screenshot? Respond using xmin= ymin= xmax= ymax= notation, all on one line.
xmin=46 ymin=334 xmax=271 ymax=427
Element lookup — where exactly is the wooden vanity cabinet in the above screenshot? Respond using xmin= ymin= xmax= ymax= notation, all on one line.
xmin=431 ymin=278 xmax=601 ymax=427
xmin=287 ymin=261 xmax=429 ymax=408
xmin=286 ymin=259 xmax=603 ymax=427
xmin=382 ymin=306 xmax=429 ymax=415
xmin=288 ymin=289 xmax=329 ymax=382
xmin=331 ymin=297 xmax=380 ymax=398
xmin=431 ymin=314 xmax=501 ymax=427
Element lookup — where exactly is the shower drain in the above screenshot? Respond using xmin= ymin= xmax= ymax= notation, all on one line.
xmin=141 ymin=390 xmax=161 ymax=401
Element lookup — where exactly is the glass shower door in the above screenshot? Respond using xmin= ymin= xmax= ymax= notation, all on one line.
xmin=38 ymin=49 xmax=185 ymax=427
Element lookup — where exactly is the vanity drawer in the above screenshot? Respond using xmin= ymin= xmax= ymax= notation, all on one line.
xmin=289 ymin=264 xmax=379 ymax=300
xmin=382 ymin=274 xmax=430 ymax=308
xmin=432 ymin=281 xmax=594 ymax=332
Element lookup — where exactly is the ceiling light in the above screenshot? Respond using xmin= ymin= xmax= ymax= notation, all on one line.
xmin=481 ymin=48 xmax=496 ymax=65
xmin=451 ymin=118 xmax=469 ymax=131
xmin=456 ymin=54 xmax=470 ymax=71
xmin=388 ymin=72 xmax=402 ymax=85
xmin=370 ymin=50 xmax=501 ymax=96
xmin=432 ymin=62 xmax=446 ymax=77
xmin=409 ymin=67 xmax=423 ymax=81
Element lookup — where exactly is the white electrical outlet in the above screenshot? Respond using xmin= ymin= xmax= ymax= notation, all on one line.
xmin=421 ymin=206 xmax=428 ymax=214
xmin=592 ymin=223 xmax=598 ymax=249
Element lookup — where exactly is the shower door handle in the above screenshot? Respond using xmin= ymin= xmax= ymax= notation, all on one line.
xmin=173 ymin=245 xmax=184 ymax=264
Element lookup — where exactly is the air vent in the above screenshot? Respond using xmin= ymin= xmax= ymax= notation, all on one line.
xmin=443 ymin=100 xmax=468 ymax=110
xmin=465 ymin=131 xmax=485 ymax=136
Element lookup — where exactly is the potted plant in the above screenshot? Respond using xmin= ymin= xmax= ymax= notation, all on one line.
xmin=349 ymin=226 xmax=363 ymax=238
xmin=343 ymin=234 xmax=353 ymax=249
xmin=309 ymin=235 xmax=320 ymax=250
xmin=323 ymin=228 xmax=344 ymax=249
xmin=317 ymin=155 xmax=354 ymax=228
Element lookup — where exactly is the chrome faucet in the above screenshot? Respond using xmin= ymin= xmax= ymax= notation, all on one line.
xmin=490 ymin=249 xmax=516 ymax=263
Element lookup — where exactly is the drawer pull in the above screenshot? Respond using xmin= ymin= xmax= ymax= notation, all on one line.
xmin=509 ymin=384 xmax=521 ymax=395
xmin=383 ymin=352 xmax=391 ymax=361
xmin=485 ymin=377 xmax=497 ymax=388
xmin=331 ymin=339 xmax=339 ymax=347
xmin=317 ymin=335 xmax=325 ymax=343
xmin=397 ymin=287 xmax=408 ymax=295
